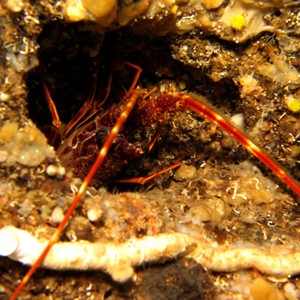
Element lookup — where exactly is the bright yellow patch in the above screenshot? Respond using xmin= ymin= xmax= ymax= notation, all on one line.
xmin=287 ymin=98 xmax=300 ymax=113
xmin=231 ymin=14 xmax=247 ymax=31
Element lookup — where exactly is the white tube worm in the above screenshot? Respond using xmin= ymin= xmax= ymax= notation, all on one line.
xmin=0 ymin=226 xmax=195 ymax=282
xmin=1 ymin=226 xmax=300 ymax=281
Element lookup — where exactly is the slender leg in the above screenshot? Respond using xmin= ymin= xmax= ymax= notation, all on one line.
xmin=10 ymin=68 xmax=143 ymax=300
xmin=116 ymin=161 xmax=181 ymax=185
xmin=62 ymin=62 xmax=141 ymax=139
xmin=61 ymin=59 xmax=112 ymax=139
xmin=124 ymin=62 xmax=142 ymax=94
xmin=42 ymin=79 xmax=62 ymax=146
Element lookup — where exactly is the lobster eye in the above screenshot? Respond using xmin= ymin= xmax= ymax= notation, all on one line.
xmin=96 ymin=127 xmax=110 ymax=145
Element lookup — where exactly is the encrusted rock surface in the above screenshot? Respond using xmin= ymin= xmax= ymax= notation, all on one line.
xmin=0 ymin=0 xmax=300 ymax=299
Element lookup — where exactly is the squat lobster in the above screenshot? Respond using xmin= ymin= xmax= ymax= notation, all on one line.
xmin=10 ymin=62 xmax=300 ymax=299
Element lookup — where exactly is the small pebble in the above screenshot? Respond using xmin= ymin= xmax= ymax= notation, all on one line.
xmin=0 ymin=122 xmax=18 ymax=143
xmin=0 ymin=150 xmax=8 ymax=162
xmin=51 ymin=206 xmax=64 ymax=223
xmin=250 ymin=278 xmax=281 ymax=300
xmin=87 ymin=208 xmax=103 ymax=222
xmin=4 ymin=0 xmax=24 ymax=12
xmin=17 ymin=199 xmax=35 ymax=217
xmin=0 ymin=92 xmax=9 ymax=101
xmin=185 ymin=204 xmax=212 ymax=225
xmin=174 ymin=165 xmax=197 ymax=181
xmin=46 ymin=165 xmax=66 ymax=178
xmin=201 ymin=0 xmax=223 ymax=9
xmin=230 ymin=113 xmax=245 ymax=130
xmin=283 ymin=282 xmax=299 ymax=299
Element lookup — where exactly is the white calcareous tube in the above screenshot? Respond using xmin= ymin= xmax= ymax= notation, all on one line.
xmin=0 ymin=226 xmax=44 ymax=264
xmin=0 ymin=226 xmax=19 ymax=256
xmin=1 ymin=226 xmax=300 ymax=281
xmin=0 ymin=226 xmax=195 ymax=282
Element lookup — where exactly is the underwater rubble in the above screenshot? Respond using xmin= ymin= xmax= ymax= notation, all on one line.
xmin=0 ymin=0 xmax=300 ymax=299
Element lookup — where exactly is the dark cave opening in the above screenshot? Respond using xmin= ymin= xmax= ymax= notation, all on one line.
xmin=25 ymin=21 xmax=243 ymax=189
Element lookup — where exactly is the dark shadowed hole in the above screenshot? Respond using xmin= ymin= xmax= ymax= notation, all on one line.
xmin=25 ymin=24 xmax=244 ymax=190
xmin=26 ymin=21 xmax=98 ymax=137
